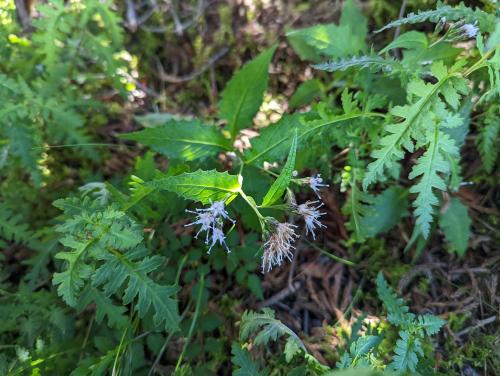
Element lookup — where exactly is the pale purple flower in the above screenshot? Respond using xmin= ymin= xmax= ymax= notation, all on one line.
xmin=200 ymin=200 xmax=234 ymax=222
xmin=185 ymin=200 xmax=233 ymax=253
xmin=295 ymin=201 xmax=326 ymax=240
xmin=185 ymin=210 xmax=215 ymax=242
xmin=460 ymin=23 xmax=479 ymax=39
xmin=308 ymin=174 xmax=329 ymax=198
xmin=261 ymin=221 xmax=299 ymax=273
xmin=208 ymin=227 xmax=229 ymax=254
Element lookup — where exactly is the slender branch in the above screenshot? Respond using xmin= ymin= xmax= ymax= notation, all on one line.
xmin=155 ymin=47 xmax=229 ymax=83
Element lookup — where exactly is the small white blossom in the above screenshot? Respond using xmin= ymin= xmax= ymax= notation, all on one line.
xmin=208 ymin=227 xmax=229 ymax=254
xmin=460 ymin=23 xmax=479 ymax=39
xmin=308 ymin=174 xmax=329 ymax=198
xmin=185 ymin=210 xmax=215 ymax=242
xmin=261 ymin=221 xmax=299 ymax=273
xmin=295 ymin=201 xmax=326 ymax=240
xmin=185 ymin=200 xmax=233 ymax=253
xmin=198 ymin=200 xmax=234 ymax=222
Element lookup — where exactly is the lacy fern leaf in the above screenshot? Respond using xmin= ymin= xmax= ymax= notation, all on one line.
xmin=53 ymin=237 xmax=94 ymax=307
xmin=231 ymin=344 xmax=266 ymax=376
xmin=390 ymin=331 xmax=423 ymax=373
xmin=376 ymin=273 xmax=411 ymax=326
xmin=476 ymin=104 xmax=499 ymax=173
xmin=363 ymin=62 xmax=462 ymax=190
xmin=363 ymin=62 xmax=467 ymax=237
xmin=120 ymin=119 xmax=231 ymax=162
xmin=0 ymin=206 xmax=35 ymax=245
xmin=240 ymin=308 xmax=305 ymax=361
xmin=53 ymin=199 xmax=180 ymax=331
xmin=93 ymin=246 xmax=180 ymax=332
xmin=409 ymin=129 xmax=458 ymax=238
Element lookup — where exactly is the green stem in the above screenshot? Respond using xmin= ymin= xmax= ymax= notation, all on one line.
xmin=463 ymin=47 xmax=496 ymax=77
xmin=304 ymin=240 xmax=356 ymax=266
xmin=174 ymin=274 xmax=205 ymax=371
xmin=239 ymin=189 xmax=265 ymax=232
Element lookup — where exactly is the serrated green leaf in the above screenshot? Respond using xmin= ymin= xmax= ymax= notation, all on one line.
xmin=376 ymin=3 xmax=497 ymax=33
xmin=417 ymin=314 xmax=445 ymax=336
xmin=349 ymin=335 xmax=381 ymax=358
xmin=409 ymin=129 xmax=458 ymax=238
xmin=231 ymin=344 xmax=265 ymax=376
xmin=245 ymin=112 xmax=381 ymax=166
xmin=78 ymin=288 xmax=128 ymax=329
xmin=284 ymin=338 xmax=302 ymax=362
xmin=363 ymin=61 xmax=464 ymax=209
xmin=93 ymin=246 xmax=180 ymax=332
xmin=339 ymin=0 xmax=367 ymax=42
xmin=289 ymin=0 xmax=366 ymax=61
xmin=134 ymin=113 xmax=185 ymax=128
xmin=261 ymin=131 xmax=297 ymax=207
xmin=360 ymin=186 xmax=409 ymax=237
xmin=219 ymin=46 xmax=276 ymax=138
xmin=380 ymin=31 xmax=428 ymax=54
xmin=439 ymin=197 xmax=471 ymax=256
xmin=286 ymin=24 xmax=364 ymax=60
xmin=148 ymin=169 xmax=242 ymax=204
xmin=53 ymin=237 xmax=94 ymax=307
xmin=120 ymin=119 xmax=231 ymax=161
xmin=0 ymin=206 xmax=35 ymax=245
xmin=376 ymin=272 xmax=411 ymax=326
xmin=246 ymin=274 xmax=263 ymax=300
xmin=476 ymin=105 xmax=499 ymax=173
xmin=390 ymin=331 xmax=423 ymax=373
xmin=313 ymin=54 xmax=401 ymax=73
xmin=240 ymin=308 xmax=305 ymax=351
xmin=289 ymin=79 xmax=322 ymax=109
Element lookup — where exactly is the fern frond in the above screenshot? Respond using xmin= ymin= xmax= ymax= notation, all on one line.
xmin=416 ymin=314 xmax=446 ymax=336
xmin=376 ymin=2 xmax=497 ymax=33
xmin=409 ymin=129 xmax=458 ymax=238
xmin=476 ymin=105 xmax=499 ymax=173
xmin=342 ymin=172 xmax=375 ymax=242
xmin=53 ymin=200 xmax=180 ymax=330
xmin=363 ymin=62 xmax=462 ymax=190
xmin=240 ymin=308 xmax=305 ymax=361
xmin=3 ymin=122 xmax=42 ymax=185
xmin=376 ymin=273 xmax=411 ymax=326
xmin=231 ymin=344 xmax=265 ymax=376
xmin=92 ymin=246 xmax=180 ymax=332
xmin=78 ymin=288 xmax=128 ymax=329
xmin=313 ymin=54 xmax=401 ymax=73
xmin=52 ymin=236 xmax=94 ymax=307
xmin=364 ymin=62 xmax=469 ymax=237
xmin=390 ymin=330 xmax=423 ymax=373
xmin=0 ymin=206 xmax=35 ymax=245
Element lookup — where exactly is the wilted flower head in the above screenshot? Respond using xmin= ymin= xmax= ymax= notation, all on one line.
xmin=294 ymin=201 xmax=326 ymax=240
xmin=185 ymin=200 xmax=233 ymax=253
xmin=308 ymin=174 xmax=329 ymax=198
xmin=460 ymin=23 xmax=479 ymax=39
xmin=261 ymin=220 xmax=299 ymax=273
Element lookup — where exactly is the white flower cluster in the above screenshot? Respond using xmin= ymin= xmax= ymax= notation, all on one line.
xmin=185 ymin=200 xmax=234 ymax=253
xmin=261 ymin=174 xmax=329 ymax=273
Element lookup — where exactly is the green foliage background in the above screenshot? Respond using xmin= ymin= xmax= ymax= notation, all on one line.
xmin=0 ymin=0 xmax=498 ymax=375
